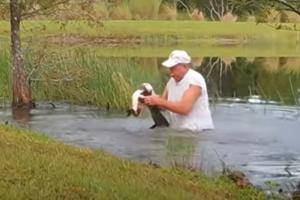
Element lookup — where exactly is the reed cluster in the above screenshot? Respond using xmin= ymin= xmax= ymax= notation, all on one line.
xmin=25 ymin=49 xmax=165 ymax=109
xmin=0 ymin=50 xmax=10 ymax=104
xmin=55 ymin=0 xmax=178 ymax=21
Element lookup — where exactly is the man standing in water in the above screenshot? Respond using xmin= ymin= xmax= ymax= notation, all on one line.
xmin=143 ymin=50 xmax=214 ymax=132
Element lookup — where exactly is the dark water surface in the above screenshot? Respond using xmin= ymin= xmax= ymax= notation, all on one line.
xmin=1 ymin=101 xmax=300 ymax=190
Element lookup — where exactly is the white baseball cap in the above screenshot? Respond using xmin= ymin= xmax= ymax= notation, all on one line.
xmin=162 ymin=50 xmax=191 ymax=68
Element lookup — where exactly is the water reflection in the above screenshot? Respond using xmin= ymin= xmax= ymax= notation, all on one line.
xmin=165 ymin=134 xmax=197 ymax=167
xmin=194 ymin=57 xmax=300 ymax=105
xmin=12 ymin=107 xmax=31 ymax=125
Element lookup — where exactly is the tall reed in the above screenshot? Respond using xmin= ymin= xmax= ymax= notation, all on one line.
xmin=0 ymin=50 xmax=10 ymax=104
xmin=27 ymin=48 xmax=165 ymax=109
xmin=126 ymin=0 xmax=163 ymax=19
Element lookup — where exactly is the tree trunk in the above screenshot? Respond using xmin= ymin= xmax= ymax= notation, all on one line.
xmin=10 ymin=0 xmax=33 ymax=108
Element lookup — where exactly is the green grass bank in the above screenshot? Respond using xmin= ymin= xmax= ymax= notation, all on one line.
xmin=1 ymin=20 xmax=300 ymax=45
xmin=1 ymin=20 xmax=300 ymax=57
xmin=0 ymin=125 xmax=268 ymax=200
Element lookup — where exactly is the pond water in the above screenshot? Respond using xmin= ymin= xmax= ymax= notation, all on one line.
xmin=1 ymin=100 xmax=300 ymax=191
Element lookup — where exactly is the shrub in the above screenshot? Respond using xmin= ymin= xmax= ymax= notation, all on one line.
xmin=159 ymin=3 xmax=177 ymax=20
xmin=110 ymin=4 xmax=132 ymax=20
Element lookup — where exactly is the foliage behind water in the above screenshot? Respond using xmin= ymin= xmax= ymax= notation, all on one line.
xmin=198 ymin=57 xmax=300 ymax=105
xmin=1 ymin=46 xmax=300 ymax=108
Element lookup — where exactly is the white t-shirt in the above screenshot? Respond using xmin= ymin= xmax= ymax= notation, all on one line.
xmin=166 ymin=69 xmax=214 ymax=132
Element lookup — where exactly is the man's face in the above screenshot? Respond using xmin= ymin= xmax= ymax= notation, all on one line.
xmin=169 ymin=64 xmax=186 ymax=82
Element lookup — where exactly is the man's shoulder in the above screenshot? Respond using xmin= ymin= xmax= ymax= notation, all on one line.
xmin=166 ymin=77 xmax=176 ymax=87
xmin=187 ymin=69 xmax=204 ymax=80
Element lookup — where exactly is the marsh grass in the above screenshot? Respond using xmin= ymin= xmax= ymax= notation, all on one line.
xmin=25 ymin=49 xmax=164 ymax=109
xmin=0 ymin=46 xmax=166 ymax=109
xmin=0 ymin=50 xmax=10 ymax=103
xmin=198 ymin=57 xmax=300 ymax=106
xmin=0 ymin=125 xmax=269 ymax=200
xmin=48 ymin=0 xmax=170 ymax=21
xmin=159 ymin=3 xmax=177 ymax=20
xmin=109 ymin=4 xmax=132 ymax=20
xmin=1 ymin=48 xmax=300 ymax=108
xmin=126 ymin=0 xmax=163 ymax=20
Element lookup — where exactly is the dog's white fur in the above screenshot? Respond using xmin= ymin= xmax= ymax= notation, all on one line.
xmin=131 ymin=83 xmax=154 ymax=116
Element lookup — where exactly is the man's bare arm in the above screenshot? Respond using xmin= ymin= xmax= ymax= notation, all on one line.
xmin=144 ymin=85 xmax=201 ymax=115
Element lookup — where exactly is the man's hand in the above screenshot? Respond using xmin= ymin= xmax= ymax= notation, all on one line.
xmin=143 ymin=95 xmax=163 ymax=106
xmin=144 ymin=85 xmax=202 ymax=115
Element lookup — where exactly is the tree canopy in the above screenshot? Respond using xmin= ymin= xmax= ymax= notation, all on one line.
xmin=0 ymin=0 xmax=85 ymax=19
xmin=229 ymin=0 xmax=300 ymax=17
xmin=172 ymin=0 xmax=300 ymax=20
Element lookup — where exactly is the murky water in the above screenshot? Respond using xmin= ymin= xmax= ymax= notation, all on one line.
xmin=1 ymin=101 xmax=300 ymax=190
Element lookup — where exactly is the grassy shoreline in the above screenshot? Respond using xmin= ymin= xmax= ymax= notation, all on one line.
xmin=0 ymin=20 xmax=300 ymax=45
xmin=1 ymin=20 xmax=300 ymax=57
xmin=0 ymin=125 xmax=268 ymax=199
